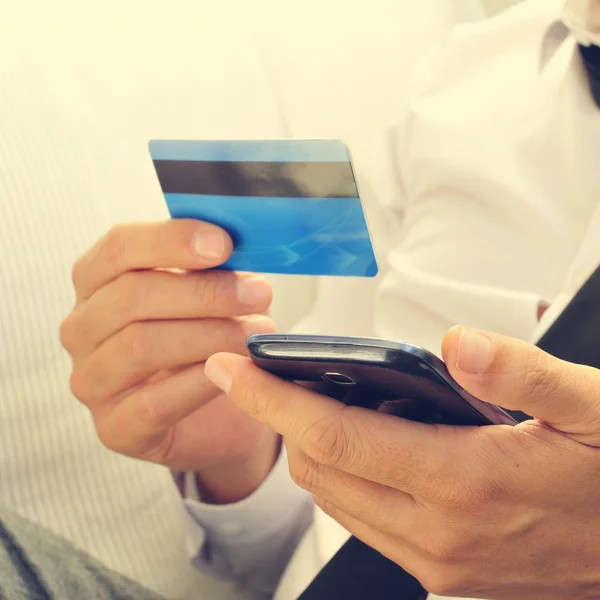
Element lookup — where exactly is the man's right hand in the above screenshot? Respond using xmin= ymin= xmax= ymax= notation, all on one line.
xmin=60 ymin=220 xmax=279 ymax=503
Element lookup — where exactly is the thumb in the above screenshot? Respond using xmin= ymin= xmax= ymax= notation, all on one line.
xmin=442 ymin=325 xmax=600 ymax=445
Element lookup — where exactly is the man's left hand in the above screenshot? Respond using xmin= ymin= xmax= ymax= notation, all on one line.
xmin=205 ymin=326 xmax=600 ymax=600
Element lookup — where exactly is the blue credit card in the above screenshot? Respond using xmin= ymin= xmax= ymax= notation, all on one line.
xmin=148 ymin=139 xmax=378 ymax=277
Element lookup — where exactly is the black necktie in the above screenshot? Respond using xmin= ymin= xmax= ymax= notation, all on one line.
xmin=580 ymin=43 xmax=600 ymax=107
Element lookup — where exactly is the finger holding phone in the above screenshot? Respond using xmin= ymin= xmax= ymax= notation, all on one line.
xmin=206 ymin=327 xmax=600 ymax=599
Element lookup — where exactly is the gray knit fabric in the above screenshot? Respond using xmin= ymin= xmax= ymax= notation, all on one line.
xmin=0 ymin=506 xmax=164 ymax=600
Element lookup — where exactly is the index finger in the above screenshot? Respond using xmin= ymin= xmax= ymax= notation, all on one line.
xmin=205 ymin=352 xmax=473 ymax=499
xmin=73 ymin=220 xmax=232 ymax=300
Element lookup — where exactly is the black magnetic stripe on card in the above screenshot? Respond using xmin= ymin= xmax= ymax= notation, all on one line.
xmin=152 ymin=160 xmax=359 ymax=198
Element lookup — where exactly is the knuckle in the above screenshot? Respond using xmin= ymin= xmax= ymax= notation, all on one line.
xmin=302 ymin=413 xmax=346 ymax=466
xmin=289 ymin=454 xmax=321 ymax=492
xmin=94 ymin=417 xmax=127 ymax=455
xmin=101 ymin=224 xmax=129 ymax=270
xmin=427 ymin=537 xmax=462 ymax=564
xmin=420 ymin=569 xmax=464 ymax=598
xmin=69 ymin=365 xmax=108 ymax=409
xmin=112 ymin=272 xmax=146 ymax=321
xmin=518 ymin=347 xmax=553 ymax=399
xmin=301 ymin=410 xmax=359 ymax=469
xmin=134 ymin=389 xmax=168 ymax=430
xmin=71 ymin=257 xmax=86 ymax=290
xmin=120 ymin=323 xmax=153 ymax=368
xmin=69 ymin=368 xmax=90 ymax=404
xmin=312 ymin=495 xmax=336 ymax=518
xmin=192 ymin=271 xmax=222 ymax=310
xmin=59 ymin=314 xmax=78 ymax=352
xmin=445 ymin=478 xmax=497 ymax=512
xmin=91 ymin=394 xmax=172 ymax=462
xmin=418 ymin=527 xmax=475 ymax=567
xmin=239 ymin=377 xmax=279 ymax=420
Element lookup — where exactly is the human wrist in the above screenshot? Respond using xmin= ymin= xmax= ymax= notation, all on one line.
xmin=194 ymin=432 xmax=282 ymax=504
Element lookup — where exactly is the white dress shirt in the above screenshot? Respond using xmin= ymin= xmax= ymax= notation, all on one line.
xmin=186 ymin=1 xmax=600 ymax=599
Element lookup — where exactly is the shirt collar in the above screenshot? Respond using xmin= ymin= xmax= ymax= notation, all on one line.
xmin=540 ymin=19 xmax=571 ymax=71
xmin=539 ymin=0 xmax=583 ymax=71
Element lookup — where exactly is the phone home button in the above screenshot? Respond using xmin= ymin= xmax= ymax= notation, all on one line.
xmin=322 ymin=372 xmax=356 ymax=386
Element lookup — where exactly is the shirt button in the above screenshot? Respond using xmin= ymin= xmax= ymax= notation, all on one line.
xmin=219 ymin=522 xmax=243 ymax=535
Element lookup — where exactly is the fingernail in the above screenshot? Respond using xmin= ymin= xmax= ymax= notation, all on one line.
xmin=205 ymin=359 xmax=232 ymax=394
xmin=456 ymin=327 xmax=493 ymax=374
xmin=193 ymin=228 xmax=226 ymax=260
xmin=241 ymin=315 xmax=276 ymax=337
xmin=236 ymin=276 xmax=272 ymax=309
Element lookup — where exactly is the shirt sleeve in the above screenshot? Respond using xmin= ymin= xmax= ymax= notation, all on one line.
xmin=182 ymin=445 xmax=313 ymax=594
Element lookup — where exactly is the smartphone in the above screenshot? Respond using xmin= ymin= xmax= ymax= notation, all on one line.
xmin=246 ymin=334 xmax=518 ymax=426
